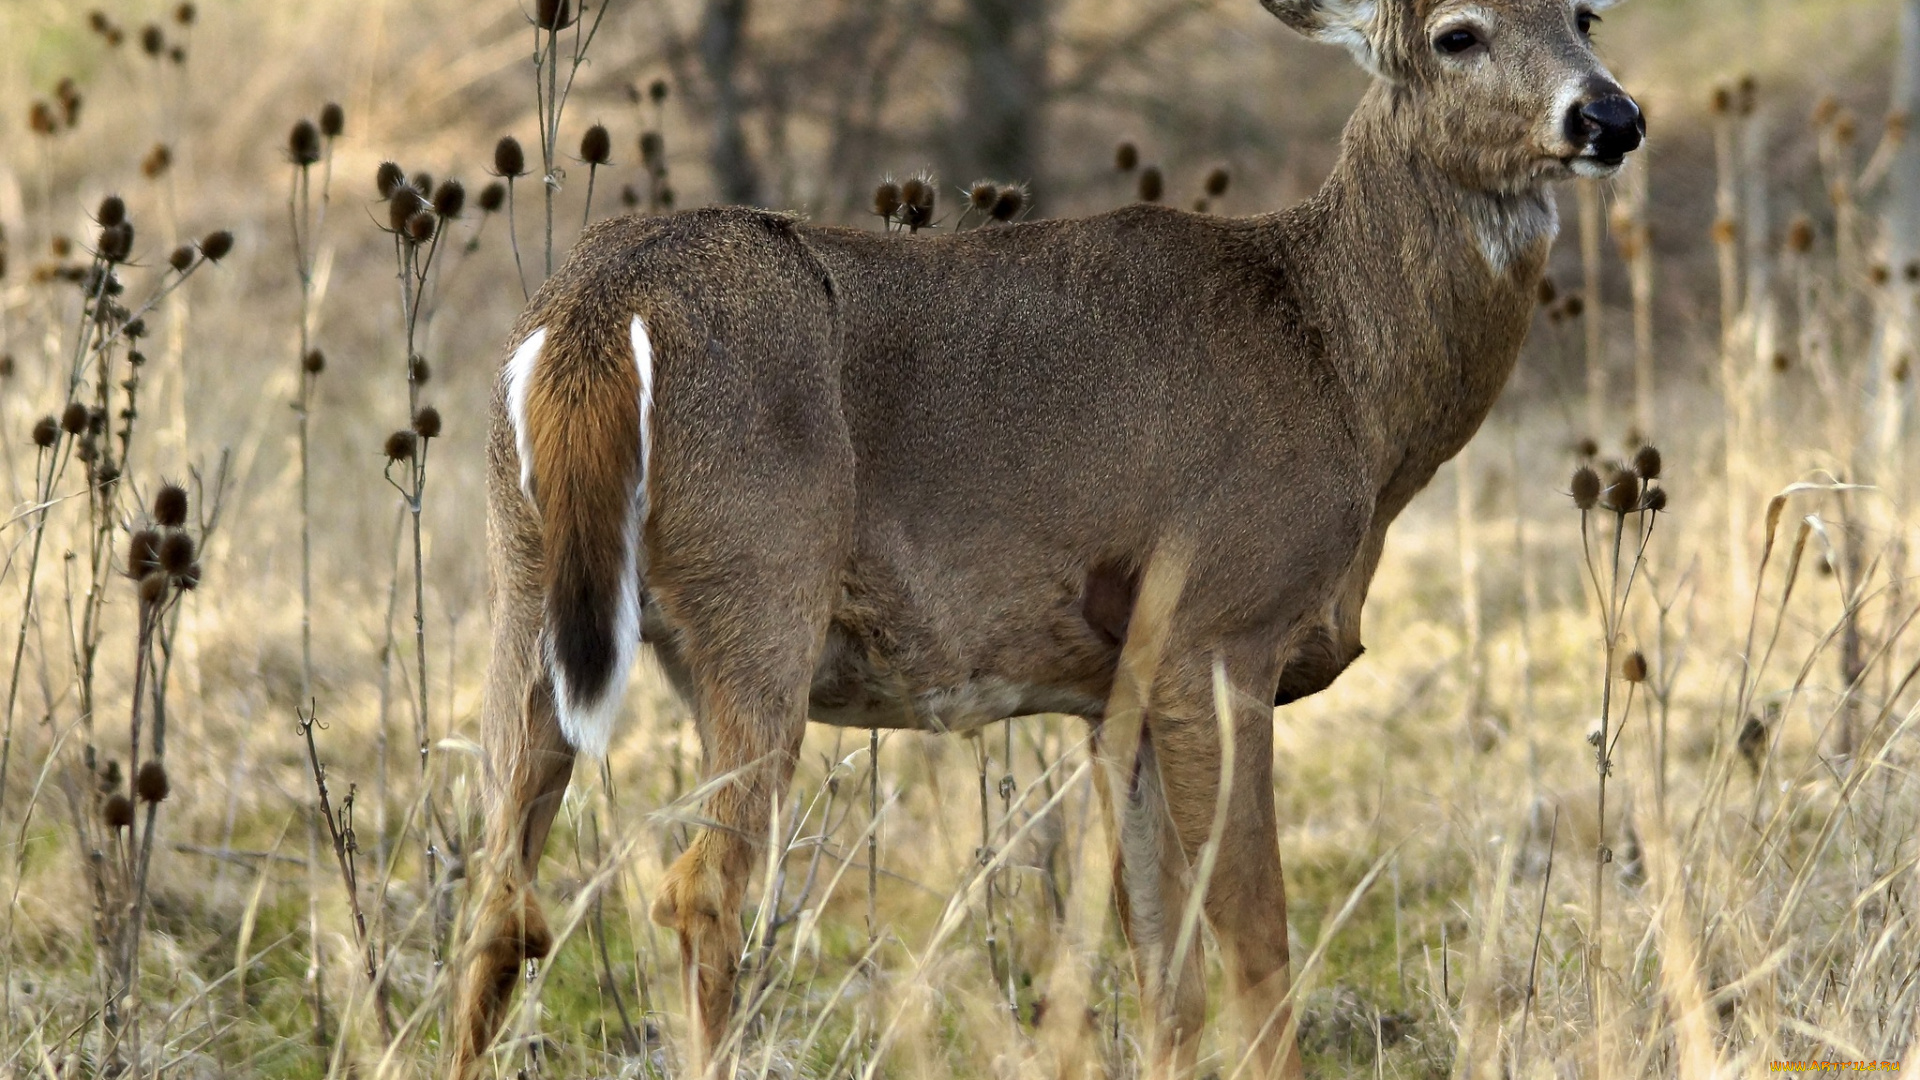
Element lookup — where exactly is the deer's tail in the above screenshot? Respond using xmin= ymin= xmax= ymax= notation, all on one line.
xmin=503 ymin=312 xmax=654 ymax=757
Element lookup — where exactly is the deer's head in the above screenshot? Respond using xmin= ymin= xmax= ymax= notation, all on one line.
xmin=1264 ymin=0 xmax=1643 ymax=191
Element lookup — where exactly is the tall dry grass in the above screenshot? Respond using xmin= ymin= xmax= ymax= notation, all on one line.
xmin=1 ymin=1 xmax=1919 ymax=1077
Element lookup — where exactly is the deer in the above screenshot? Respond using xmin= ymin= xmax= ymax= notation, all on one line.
xmin=448 ymin=0 xmax=1642 ymax=1074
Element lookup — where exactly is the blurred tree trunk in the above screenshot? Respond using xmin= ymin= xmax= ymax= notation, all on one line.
xmin=948 ymin=0 xmax=1051 ymax=194
xmin=701 ymin=0 xmax=763 ymax=206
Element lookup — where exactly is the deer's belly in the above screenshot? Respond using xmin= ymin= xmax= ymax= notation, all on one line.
xmin=806 ymin=622 xmax=1103 ymax=732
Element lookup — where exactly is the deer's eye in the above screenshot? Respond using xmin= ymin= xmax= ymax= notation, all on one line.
xmin=1576 ymin=10 xmax=1599 ymax=36
xmin=1434 ymin=27 xmax=1483 ymax=55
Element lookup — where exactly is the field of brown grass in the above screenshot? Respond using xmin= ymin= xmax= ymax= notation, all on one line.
xmin=4 ymin=0 xmax=1920 ymax=1077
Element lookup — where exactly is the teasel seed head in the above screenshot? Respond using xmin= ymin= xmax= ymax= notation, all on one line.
xmin=494 ymin=136 xmax=527 ymax=178
xmin=1621 ymin=651 xmax=1648 ymax=683
xmin=639 ymin=131 xmax=665 ymax=169
xmin=899 ymin=173 xmax=936 ymax=231
xmin=319 ymin=101 xmax=344 ymax=138
xmin=376 ymin=160 xmax=406 ymax=199
xmin=135 ymin=761 xmax=170 ymax=803
xmin=178 ymin=563 xmax=201 ymax=591
xmin=535 ymin=0 xmax=575 ymax=30
xmin=198 ymin=230 xmax=233 ymax=261
xmin=1537 ymin=277 xmax=1558 ymax=306
xmin=97 ymin=195 xmax=126 ymax=228
xmin=288 ymin=120 xmax=322 ymax=167
xmin=104 ymin=794 xmax=134 ymax=830
xmin=1786 ymin=215 xmax=1814 ymax=254
xmin=141 ymin=24 xmax=165 ymax=56
xmin=168 ymin=245 xmax=195 ymax=272
xmin=137 ymin=571 xmax=168 ymax=605
xmin=1114 ymin=142 xmax=1138 ymax=172
xmin=142 ymin=143 xmax=172 ymax=178
xmin=158 ymin=532 xmax=195 ymax=576
xmin=1710 ymin=85 xmax=1732 ymax=116
xmin=98 ymin=222 xmax=134 ymax=263
xmin=872 ymin=179 xmax=901 ymax=221
xmin=1872 ymin=263 xmax=1892 ymax=286
xmin=303 ymin=348 xmax=325 ymax=375
xmin=1570 ymin=465 xmax=1601 ymax=510
xmin=409 ymin=355 xmax=431 ymax=384
xmin=412 ymin=406 xmax=442 ymax=439
xmin=409 ymin=172 xmax=433 ymax=196
xmin=388 ymin=186 xmax=426 ymax=233
xmin=1632 ymin=444 xmax=1662 ymax=480
xmin=432 ymin=179 xmax=466 ymax=219
xmin=478 ymin=181 xmax=507 ymax=213
xmin=175 ymin=3 xmax=195 ymax=25
xmin=580 ymin=124 xmax=612 ymax=166
xmin=153 ymin=483 xmax=189 ymax=527
xmin=989 ymin=184 xmax=1026 ymax=222
xmin=1737 ymin=714 xmax=1768 ymax=773
xmin=28 ymin=101 xmax=56 ymax=137
xmin=61 ymin=402 xmax=89 ymax=435
xmin=128 ymin=529 xmax=163 ymax=577
xmin=1602 ymin=468 xmax=1640 ymax=513
xmin=384 ymin=429 xmax=417 ymax=461
xmin=90 ymin=11 xmax=111 ymax=34
xmin=969 ymin=181 xmax=998 ymax=212
xmin=1204 ymin=166 xmax=1230 ymax=198
xmin=1772 ymin=351 xmax=1792 ymax=373
xmin=404 ymin=211 xmax=437 ymax=244
xmin=0 ymin=355 xmax=12 ymax=378
xmin=1563 ymin=295 xmax=1585 ymax=319
xmin=1137 ymin=166 xmax=1163 ymax=203
xmin=31 ymin=417 xmax=59 ymax=448
xmin=1643 ymin=486 xmax=1668 ymax=512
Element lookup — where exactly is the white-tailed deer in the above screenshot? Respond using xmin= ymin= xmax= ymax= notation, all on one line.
xmin=450 ymin=0 xmax=1642 ymax=1074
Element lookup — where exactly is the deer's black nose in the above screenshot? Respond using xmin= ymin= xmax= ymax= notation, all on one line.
xmin=1568 ymin=94 xmax=1644 ymax=164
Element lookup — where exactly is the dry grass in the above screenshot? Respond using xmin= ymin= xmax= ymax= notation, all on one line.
xmin=3 ymin=0 xmax=1919 ymax=1077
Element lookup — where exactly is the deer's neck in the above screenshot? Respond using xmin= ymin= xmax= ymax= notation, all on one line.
xmin=1283 ymin=84 xmax=1554 ymax=501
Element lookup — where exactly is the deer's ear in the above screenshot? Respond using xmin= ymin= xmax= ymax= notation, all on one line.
xmin=1260 ymin=0 xmax=1382 ymax=73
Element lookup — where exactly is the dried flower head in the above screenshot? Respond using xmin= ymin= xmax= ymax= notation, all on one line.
xmin=97 ymin=195 xmax=126 ymax=228
xmin=128 ymin=529 xmax=163 ymax=576
xmin=137 ymin=571 xmax=168 ymax=605
xmin=90 ymin=11 xmax=111 ymax=33
xmin=303 ymin=348 xmax=326 ymax=375
xmin=1710 ymin=85 xmax=1732 ymax=116
xmin=432 ymin=179 xmax=466 ymax=219
xmin=159 ymin=531 xmax=195 ymax=575
xmin=899 ymin=173 xmax=936 ymax=231
xmin=1570 ymin=465 xmax=1601 ymax=510
xmin=32 ymin=417 xmax=59 ymax=448
xmin=319 ymin=101 xmax=344 ymax=138
xmin=409 ymin=355 xmax=431 ymax=384
xmin=98 ymin=223 xmax=133 ymax=263
xmin=135 ymin=761 xmax=170 ymax=803
xmin=105 ymin=794 xmax=135 ymax=830
xmin=140 ymin=24 xmax=165 ymax=56
xmin=177 ymin=563 xmax=202 ymax=590
xmin=639 ymin=131 xmax=664 ymax=169
xmin=1631 ymin=445 xmax=1661 ymax=480
xmin=388 ymin=186 xmax=427 ymax=233
xmin=1537 ymin=277 xmax=1558 ymax=306
xmin=410 ymin=172 xmax=433 ymax=196
xmin=989 ymin=184 xmax=1026 ymax=222
xmin=0 ymin=355 xmax=12 ymax=379
xmin=1785 ymin=215 xmax=1814 ymax=255
xmin=168 ymin=45 xmax=186 ymax=64
xmin=494 ymin=136 xmax=527 ymax=178
xmin=872 ymin=180 xmax=901 ymax=221
xmin=175 ymin=3 xmax=195 ymax=25
xmin=288 ymin=119 xmax=322 ymax=166
xmin=153 ymin=483 xmax=189 ymax=526
xmin=1114 ymin=142 xmax=1138 ymax=172
xmin=376 ymin=161 xmax=406 ymax=199
xmin=61 ymin=402 xmax=90 ymax=435
xmin=1737 ymin=714 xmax=1767 ymax=774
xmin=969 ymin=181 xmax=998 ymax=212
xmin=1204 ymin=167 xmax=1230 ymax=198
xmin=1621 ymin=651 xmax=1648 ymax=683
xmin=124 ymin=317 xmax=146 ymax=339
xmin=28 ymin=101 xmax=56 ymax=137
xmin=535 ymin=0 xmax=575 ymax=30
xmin=1563 ymin=295 xmax=1585 ymax=319
xmin=142 ymin=143 xmax=172 ymax=178
xmin=412 ymin=406 xmax=443 ymax=439
xmin=168 ymin=245 xmax=195 ymax=272
xmin=1602 ymin=468 xmax=1640 ymax=513
xmin=404 ymin=210 xmax=437 ymax=244
xmin=384 ymin=429 xmax=417 ymax=462
xmin=580 ymin=124 xmax=612 ymax=166
xmin=1643 ymin=487 xmax=1668 ymax=512
xmin=198 ymin=230 xmax=233 ymax=261
xmin=478 ymin=181 xmax=507 ymax=213
xmin=1137 ymin=166 xmax=1163 ymax=203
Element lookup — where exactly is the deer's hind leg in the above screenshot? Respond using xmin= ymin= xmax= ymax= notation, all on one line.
xmin=450 ymin=512 xmax=578 ymax=1078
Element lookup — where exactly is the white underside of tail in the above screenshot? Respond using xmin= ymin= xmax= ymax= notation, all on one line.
xmin=506 ymin=317 xmax=655 ymax=758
